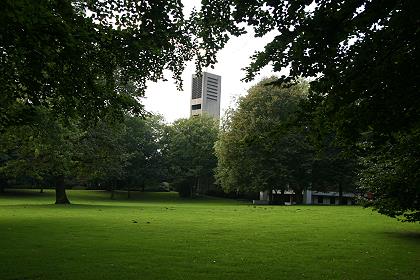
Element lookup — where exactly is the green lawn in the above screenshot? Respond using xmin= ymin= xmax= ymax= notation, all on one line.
xmin=0 ymin=190 xmax=419 ymax=280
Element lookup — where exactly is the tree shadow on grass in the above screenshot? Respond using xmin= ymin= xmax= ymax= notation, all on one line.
xmin=0 ymin=189 xmax=243 ymax=207
xmin=0 ymin=189 xmax=53 ymax=197
xmin=0 ymin=203 xmax=142 ymax=209
xmin=382 ymin=231 xmax=420 ymax=242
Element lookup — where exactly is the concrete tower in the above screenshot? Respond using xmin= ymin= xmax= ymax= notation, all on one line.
xmin=190 ymin=72 xmax=221 ymax=119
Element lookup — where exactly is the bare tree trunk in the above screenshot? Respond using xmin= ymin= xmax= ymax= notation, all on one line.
xmin=295 ymin=187 xmax=303 ymax=204
xmin=127 ymin=188 xmax=131 ymax=199
xmin=109 ymin=180 xmax=117 ymax=200
xmin=0 ymin=179 xmax=7 ymax=193
xmin=110 ymin=186 xmax=115 ymax=200
xmin=338 ymin=183 xmax=343 ymax=205
xmin=280 ymin=189 xmax=285 ymax=204
xmin=55 ymin=175 xmax=70 ymax=204
xmin=268 ymin=189 xmax=273 ymax=204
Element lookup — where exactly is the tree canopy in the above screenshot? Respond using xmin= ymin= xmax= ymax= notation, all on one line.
xmin=201 ymin=0 xmax=418 ymax=140
xmin=215 ymin=78 xmax=312 ymax=200
xmin=0 ymin=0 xmax=204 ymax=202
xmin=164 ymin=115 xmax=219 ymax=197
xmin=203 ymin=0 xmax=419 ymax=220
xmin=0 ymin=107 xmax=80 ymax=203
xmin=0 ymin=0 xmax=197 ymax=128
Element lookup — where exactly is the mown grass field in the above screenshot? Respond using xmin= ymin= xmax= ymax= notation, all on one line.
xmin=0 ymin=190 xmax=419 ymax=280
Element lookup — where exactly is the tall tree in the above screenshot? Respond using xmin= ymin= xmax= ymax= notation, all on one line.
xmin=77 ymin=119 xmax=129 ymax=199
xmin=1 ymin=1 xmax=202 ymax=203
xmin=121 ymin=115 xmax=166 ymax=194
xmin=0 ymin=108 xmax=79 ymax=203
xmin=215 ymin=78 xmax=312 ymax=201
xmin=201 ymin=0 xmax=419 ymax=220
xmin=164 ymin=115 xmax=219 ymax=197
xmin=0 ymin=0 xmax=197 ymax=129
xmin=303 ymin=103 xmax=358 ymax=204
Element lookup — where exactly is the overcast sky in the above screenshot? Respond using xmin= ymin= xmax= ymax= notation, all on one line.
xmin=141 ymin=1 xmax=283 ymax=123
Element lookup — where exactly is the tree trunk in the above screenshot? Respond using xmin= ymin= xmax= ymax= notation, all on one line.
xmin=338 ymin=183 xmax=343 ymax=205
xmin=109 ymin=180 xmax=116 ymax=200
xmin=196 ymin=177 xmax=200 ymax=196
xmin=127 ymin=188 xmax=131 ymax=199
xmin=40 ymin=188 xmax=44 ymax=193
xmin=110 ymin=187 xmax=115 ymax=200
xmin=295 ymin=188 xmax=303 ymax=204
xmin=0 ymin=179 xmax=7 ymax=193
xmin=280 ymin=189 xmax=285 ymax=204
xmin=268 ymin=189 xmax=273 ymax=204
xmin=55 ymin=175 xmax=70 ymax=204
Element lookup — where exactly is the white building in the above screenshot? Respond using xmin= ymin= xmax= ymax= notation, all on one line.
xmin=190 ymin=72 xmax=221 ymax=119
xmin=303 ymin=190 xmax=355 ymax=205
xmin=255 ymin=190 xmax=356 ymax=205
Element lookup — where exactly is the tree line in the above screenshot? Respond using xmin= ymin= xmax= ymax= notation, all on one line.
xmin=0 ymin=77 xmax=360 ymax=207
xmin=1 ymin=0 xmax=418 ymax=221
xmin=0 ymin=109 xmax=219 ymax=203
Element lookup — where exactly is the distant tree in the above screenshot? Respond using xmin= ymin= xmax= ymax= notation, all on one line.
xmin=121 ymin=115 xmax=166 ymax=195
xmin=303 ymin=104 xmax=358 ymax=204
xmin=77 ymin=119 xmax=129 ymax=199
xmin=311 ymin=144 xmax=358 ymax=204
xmin=0 ymin=108 xmax=79 ymax=203
xmin=0 ymin=109 xmax=171 ymax=202
xmin=164 ymin=115 xmax=219 ymax=197
xmin=215 ymin=78 xmax=312 ymax=202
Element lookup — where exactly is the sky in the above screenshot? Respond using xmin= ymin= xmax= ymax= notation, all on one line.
xmin=141 ymin=1 xmax=285 ymax=123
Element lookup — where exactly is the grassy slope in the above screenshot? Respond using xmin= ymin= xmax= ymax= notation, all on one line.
xmin=0 ymin=190 xmax=419 ymax=280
